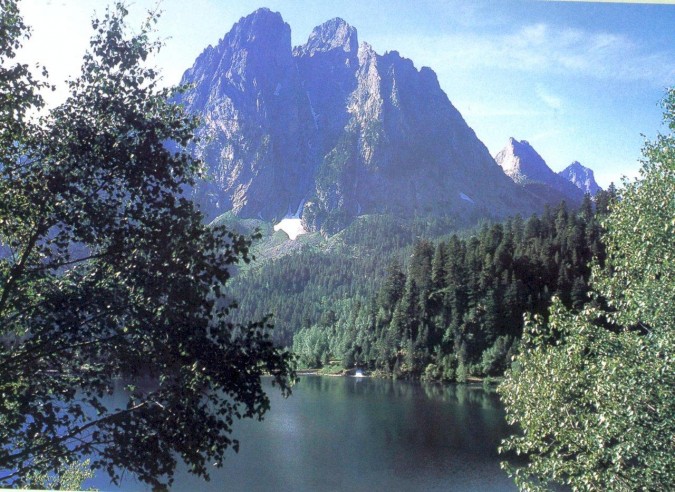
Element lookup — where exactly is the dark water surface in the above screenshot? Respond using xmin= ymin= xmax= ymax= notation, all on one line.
xmin=92 ymin=376 xmax=516 ymax=491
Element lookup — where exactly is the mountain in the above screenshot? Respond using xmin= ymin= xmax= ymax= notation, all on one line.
xmin=559 ymin=161 xmax=602 ymax=196
xmin=176 ymin=9 xmax=317 ymax=220
xmin=494 ymin=138 xmax=585 ymax=206
xmin=175 ymin=9 xmax=544 ymax=233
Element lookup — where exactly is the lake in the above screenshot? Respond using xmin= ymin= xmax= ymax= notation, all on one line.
xmin=91 ymin=376 xmax=517 ymax=491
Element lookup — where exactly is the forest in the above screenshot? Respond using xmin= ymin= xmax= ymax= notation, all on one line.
xmin=229 ymin=189 xmax=617 ymax=381
xmin=294 ymin=194 xmax=616 ymax=380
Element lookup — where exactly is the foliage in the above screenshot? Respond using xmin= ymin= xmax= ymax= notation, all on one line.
xmin=230 ymin=213 xmax=458 ymax=346
xmin=0 ymin=0 xmax=48 ymax=144
xmin=0 ymin=2 xmax=293 ymax=488
xmin=24 ymin=459 xmax=96 ymax=491
xmin=290 ymin=199 xmax=608 ymax=380
xmin=499 ymin=89 xmax=675 ymax=490
xmin=595 ymin=93 xmax=675 ymax=329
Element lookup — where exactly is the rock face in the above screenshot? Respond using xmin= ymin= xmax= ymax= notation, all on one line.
xmin=559 ymin=161 xmax=602 ymax=196
xmin=177 ymin=8 xmax=317 ymax=219
xmin=176 ymin=9 xmax=543 ymax=232
xmin=495 ymin=138 xmax=585 ymax=206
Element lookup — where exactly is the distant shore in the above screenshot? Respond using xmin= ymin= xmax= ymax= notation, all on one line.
xmin=295 ymin=368 xmax=370 ymax=377
xmin=293 ymin=368 xmax=497 ymax=385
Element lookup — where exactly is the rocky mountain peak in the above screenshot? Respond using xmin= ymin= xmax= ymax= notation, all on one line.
xmin=559 ymin=161 xmax=602 ymax=196
xmin=180 ymin=8 xmax=292 ymax=99
xmin=495 ymin=138 xmax=584 ymax=204
xmin=297 ymin=17 xmax=358 ymax=56
xmin=175 ymin=7 xmax=316 ymax=220
xmin=495 ymin=138 xmax=547 ymax=184
xmin=177 ymin=11 xmax=550 ymax=233
xmin=239 ymin=8 xmax=285 ymax=31
xmin=223 ymin=8 xmax=289 ymax=52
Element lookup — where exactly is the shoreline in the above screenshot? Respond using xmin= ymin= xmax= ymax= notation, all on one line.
xmin=293 ymin=369 xmax=499 ymax=385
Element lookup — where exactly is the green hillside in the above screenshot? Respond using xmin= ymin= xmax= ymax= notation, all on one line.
xmin=224 ymin=193 xmax=613 ymax=381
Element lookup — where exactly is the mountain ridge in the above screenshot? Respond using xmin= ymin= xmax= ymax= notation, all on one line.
xmin=176 ymin=9 xmax=568 ymax=234
xmin=495 ymin=138 xmax=585 ymax=205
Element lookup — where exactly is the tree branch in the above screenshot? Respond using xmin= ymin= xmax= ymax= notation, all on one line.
xmin=0 ymin=219 xmax=49 ymax=316
xmin=2 ymin=400 xmax=153 ymax=471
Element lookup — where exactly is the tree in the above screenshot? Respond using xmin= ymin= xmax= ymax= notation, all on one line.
xmin=377 ymin=260 xmax=406 ymax=315
xmin=24 ymin=459 xmax=95 ymax=491
xmin=499 ymin=89 xmax=675 ymax=491
xmin=0 ymin=2 xmax=293 ymax=488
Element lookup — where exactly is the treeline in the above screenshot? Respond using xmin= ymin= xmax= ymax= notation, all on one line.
xmin=293 ymin=193 xmax=614 ymax=380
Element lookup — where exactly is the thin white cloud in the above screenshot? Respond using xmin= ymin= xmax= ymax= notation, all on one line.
xmin=535 ymin=86 xmax=564 ymax=111
xmin=376 ymin=22 xmax=675 ymax=86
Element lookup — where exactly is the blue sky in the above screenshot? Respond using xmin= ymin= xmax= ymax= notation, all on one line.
xmin=17 ymin=0 xmax=675 ymax=187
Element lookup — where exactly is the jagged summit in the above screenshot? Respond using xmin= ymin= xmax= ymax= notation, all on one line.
xmin=175 ymin=10 xmax=547 ymax=233
xmin=180 ymin=8 xmax=292 ymax=98
xmin=559 ymin=161 xmax=602 ymax=196
xmin=495 ymin=138 xmax=551 ymax=185
xmin=177 ymin=8 xmax=312 ymax=220
xmin=239 ymin=7 xmax=283 ymax=26
xmin=495 ymin=138 xmax=584 ymax=205
xmin=223 ymin=8 xmax=288 ymax=49
xmin=296 ymin=17 xmax=358 ymax=56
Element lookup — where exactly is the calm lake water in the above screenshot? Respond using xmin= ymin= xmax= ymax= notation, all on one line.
xmin=91 ymin=376 xmax=517 ymax=491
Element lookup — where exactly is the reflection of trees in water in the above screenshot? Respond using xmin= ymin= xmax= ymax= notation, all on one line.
xmin=421 ymin=381 xmax=502 ymax=411
xmin=298 ymin=376 xmax=502 ymax=412
xmin=295 ymin=376 xmax=509 ymax=453
xmin=254 ymin=375 xmax=518 ymax=489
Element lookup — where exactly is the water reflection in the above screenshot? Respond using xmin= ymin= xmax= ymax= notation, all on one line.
xmin=92 ymin=376 xmax=516 ymax=491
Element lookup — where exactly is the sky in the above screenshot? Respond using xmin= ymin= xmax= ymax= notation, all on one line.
xmin=15 ymin=0 xmax=675 ymax=188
